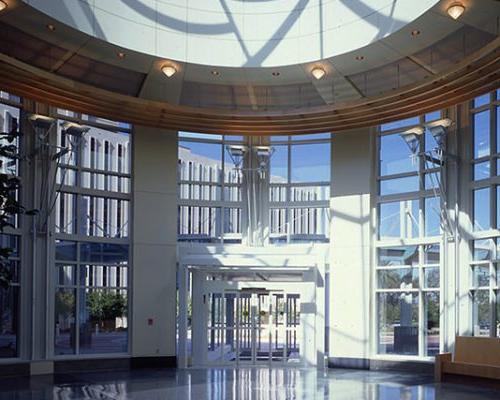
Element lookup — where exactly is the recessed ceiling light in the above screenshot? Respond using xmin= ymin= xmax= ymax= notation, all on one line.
xmin=0 ymin=1 xmax=7 ymax=12
xmin=272 ymin=71 xmax=280 ymax=76
xmin=46 ymin=24 xmax=56 ymax=32
xmin=355 ymin=55 xmax=364 ymax=61
xmin=447 ymin=2 xmax=465 ymax=20
xmin=211 ymin=70 xmax=220 ymax=76
xmin=161 ymin=65 xmax=177 ymax=78
xmin=411 ymin=29 xmax=420 ymax=37
xmin=311 ymin=66 xmax=326 ymax=80
xmin=117 ymin=52 xmax=126 ymax=59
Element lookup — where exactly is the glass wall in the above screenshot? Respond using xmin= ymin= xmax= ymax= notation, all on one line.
xmin=54 ymin=110 xmax=131 ymax=355
xmin=469 ymin=90 xmax=500 ymax=337
xmin=0 ymin=95 xmax=22 ymax=358
xmin=178 ymin=133 xmax=243 ymax=242
xmin=376 ymin=113 xmax=443 ymax=357
xmin=269 ymin=134 xmax=331 ymax=243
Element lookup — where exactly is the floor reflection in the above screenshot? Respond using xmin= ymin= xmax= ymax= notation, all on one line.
xmin=0 ymin=367 xmax=499 ymax=399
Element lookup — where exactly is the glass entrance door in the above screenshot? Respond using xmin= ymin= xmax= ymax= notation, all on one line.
xmin=206 ymin=289 xmax=301 ymax=365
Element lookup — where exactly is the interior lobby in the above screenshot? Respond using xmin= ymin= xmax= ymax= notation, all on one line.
xmin=0 ymin=0 xmax=500 ymax=398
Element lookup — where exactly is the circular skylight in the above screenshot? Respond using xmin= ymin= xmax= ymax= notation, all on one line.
xmin=26 ymin=0 xmax=439 ymax=67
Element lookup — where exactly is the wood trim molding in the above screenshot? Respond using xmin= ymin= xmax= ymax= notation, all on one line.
xmin=0 ymin=37 xmax=499 ymax=135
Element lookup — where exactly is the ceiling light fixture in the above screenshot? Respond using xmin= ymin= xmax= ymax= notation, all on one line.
xmin=355 ymin=55 xmax=364 ymax=61
xmin=211 ymin=70 xmax=220 ymax=76
xmin=0 ymin=1 xmax=7 ymax=12
xmin=411 ymin=29 xmax=420 ymax=37
xmin=117 ymin=52 xmax=126 ymax=59
xmin=311 ymin=66 xmax=326 ymax=80
xmin=46 ymin=23 xmax=56 ymax=32
xmin=272 ymin=71 xmax=280 ymax=77
xmin=161 ymin=65 xmax=177 ymax=78
xmin=447 ymin=2 xmax=465 ymax=20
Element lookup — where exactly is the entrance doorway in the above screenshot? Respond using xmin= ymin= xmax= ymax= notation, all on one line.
xmin=207 ymin=289 xmax=301 ymax=365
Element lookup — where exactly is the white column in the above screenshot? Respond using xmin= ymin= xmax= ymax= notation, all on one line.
xmin=329 ymin=128 xmax=374 ymax=368
xmin=132 ymin=126 xmax=178 ymax=362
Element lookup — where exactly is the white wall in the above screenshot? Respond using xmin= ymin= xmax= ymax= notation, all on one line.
xmin=132 ymin=126 xmax=178 ymax=358
xmin=329 ymin=128 xmax=374 ymax=365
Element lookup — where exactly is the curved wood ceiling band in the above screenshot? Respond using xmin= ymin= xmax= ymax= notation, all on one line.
xmin=0 ymin=36 xmax=498 ymax=135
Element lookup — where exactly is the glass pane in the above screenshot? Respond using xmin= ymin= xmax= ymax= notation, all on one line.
xmin=55 ymin=240 xmax=77 ymax=261
xmin=473 ymin=239 xmax=493 ymax=261
xmin=80 ymin=265 xmax=128 ymax=288
xmin=497 ymin=107 xmax=500 ymax=153
xmin=377 ymin=268 xmax=418 ymax=289
xmin=424 ymin=196 xmax=441 ymax=236
xmin=378 ymin=246 xmax=418 ymax=267
xmin=223 ymin=208 xmax=242 ymax=236
xmin=0 ymin=286 xmax=19 ymax=358
xmin=291 ymin=143 xmax=330 ymax=182
xmin=79 ymin=196 xmax=130 ymax=238
xmin=179 ymin=184 xmax=221 ymax=201
xmin=80 ymin=243 xmax=129 ymax=264
xmin=424 ymin=244 xmax=440 ymax=264
xmin=474 ymin=188 xmax=491 ymax=231
xmin=474 ymin=162 xmax=490 ymax=180
xmin=178 ymin=141 xmax=222 ymax=183
xmin=473 ymin=265 xmax=490 ymax=287
xmin=380 ymin=134 xmax=418 ymax=176
xmin=378 ymin=292 xmax=418 ymax=355
xmin=223 ymin=185 xmax=241 ymax=202
xmin=179 ymin=132 xmax=222 ymax=140
xmin=473 ymin=110 xmax=490 ymax=158
xmin=55 ymin=192 xmax=77 ymax=234
xmin=54 ymin=288 xmax=76 ymax=355
xmin=270 ymin=145 xmax=288 ymax=183
xmin=178 ymin=206 xmax=222 ymax=242
xmin=0 ymin=103 xmax=20 ymax=176
xmin=379 ymin=200 xmax=419 ymax=240
xmin=291 ymin=132 xmax=331 ymax=141
xmin=270 ymin=185 xmax=287 ymax=202
xmin=381 ymin=117 xmax=420 ymax=132
xmin=472 ymin=290 xmax=490 ymax=336
xmin=290 ymin=186 xmax=330 ymax=202
xmin=56 ymin=264 xmax=76 ymax=286
xmin=288 ymin=208 xmax=330 ymax=242
xmin=474 ymin=94 xmax=490 ymax=108
xmin=425 ymin=111 xmax=441 ymax=122
xmin=424 ymin=172 xmax=440 ymax=190
xmin=79 ymin=289 xmax=128 ymax=354
xmin=424 ymin=267 xmax=440 ymax=288
xmin=425 ymin=292 xmax=440 ymax=356
xmin=380 ymin=176 xmax=418 ymax=196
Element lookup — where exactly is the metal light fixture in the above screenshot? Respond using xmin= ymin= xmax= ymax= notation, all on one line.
xmin=226 ymin=144 xmax=248 ymax=170
xmin=161 ymin=65 xmax=177 ymax=78
xmin=447 ymin=3 xmax=465 ymax=20
xmin=254 ymin=146 xmax=274 ymax=178
xmin=60 ymin=121 xmax=90 ymax=136
xmin=399 ymin=126 xmax=424 ymax=159
xmin=424 ymin=118 xmax=453 ymax=147
xmin=0 ymin=1 xmax=7 ymax=12
xmin=311 ymin=67 xmax=326 ymax=80
xmin=29 ymin=114 xmax=55 ymax=129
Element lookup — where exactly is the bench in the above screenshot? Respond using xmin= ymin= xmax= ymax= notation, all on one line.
xmin=435 ymin=336 xmax=500 ymax=382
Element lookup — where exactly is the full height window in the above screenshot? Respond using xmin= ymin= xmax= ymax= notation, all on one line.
xmin=54 ymin=111 xmax=131 ymax=355
xmin=178 ymin=133 xmax=243 ymax=242
xmin=469 ymin=90 xmax=500 ymax=337
xmin=0 ymin=93 xmax=22 ymax=358
xmin=269 ymin=133 xmax=331 ymax=243
xmin=376 ymin=113 xmax=443 ymax=357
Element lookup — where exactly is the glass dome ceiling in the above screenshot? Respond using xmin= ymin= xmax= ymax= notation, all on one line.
xmin=23 ymin=0 xmax=439 ymax=68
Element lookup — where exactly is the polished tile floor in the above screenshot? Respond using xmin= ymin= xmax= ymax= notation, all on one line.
xmin=0 ymin=367 xmax=499 ymax=399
